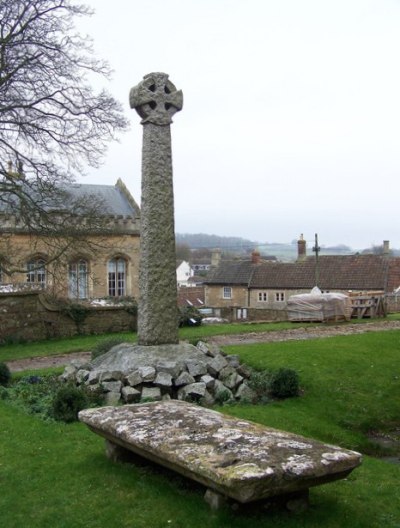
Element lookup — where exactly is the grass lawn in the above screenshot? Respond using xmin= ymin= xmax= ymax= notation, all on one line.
xmin=1 ymin=314 xmax=399 ymax=362
xmin=0 ymin=328 xmax=399 ymax=527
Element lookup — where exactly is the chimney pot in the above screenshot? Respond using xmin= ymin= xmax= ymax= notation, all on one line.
xmin=297 ymin=234 xmax=307 ymax=261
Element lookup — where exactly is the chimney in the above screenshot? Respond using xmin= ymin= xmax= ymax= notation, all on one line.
xmin=251 ymin=249 xmax=261 ymax=264
xmin=383 ymin=240 xmax=390 ymax=256
xmin=211 ymin=248 xmax=221 ymax=267
xmin=297 ymin=234 xmax=307 ymax=261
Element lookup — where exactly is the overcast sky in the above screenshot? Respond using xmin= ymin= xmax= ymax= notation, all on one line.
xmin=78 ymin=0 xmax=400 ymax=250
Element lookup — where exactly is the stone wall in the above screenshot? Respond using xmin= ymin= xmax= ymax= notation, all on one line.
xmin=0 ymin=292 xmax=136 ymax=344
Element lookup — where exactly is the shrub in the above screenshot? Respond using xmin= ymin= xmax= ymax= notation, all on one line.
xmin=91 ymin=337 xmax=126 ymax=360
xmin=270 ymin=368 xmax=300 ymax=399
xmin=0 ymin=362 xmax=11 ymax=387
xmin=178 ymin=306 xmax=202 ymax=327
xmin=248 ymin=369 xmax=272 ymax=403
xmin=51 ymin=385 xmax=88 ymax=423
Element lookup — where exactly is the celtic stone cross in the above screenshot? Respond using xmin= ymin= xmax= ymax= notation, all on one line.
xmin=130 ymin=73 xmax=183 ymax=345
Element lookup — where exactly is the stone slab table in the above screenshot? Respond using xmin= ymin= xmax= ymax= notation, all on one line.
xmin=79 ymin=400 xmax=362 ymax=508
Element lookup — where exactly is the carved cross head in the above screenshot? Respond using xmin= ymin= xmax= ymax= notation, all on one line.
xmin=129 ymin=72 xmax=183 ymax=126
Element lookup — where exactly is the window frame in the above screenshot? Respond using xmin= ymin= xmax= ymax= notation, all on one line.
xmin=108 ymin=257 xmax=127 ymax=297
xmin=68 ymin=259 xmax=89 ymax=299
xmin=275 ymin=291 xmax=285 ymax=302
xmin=26 ymin=258 xmax=46 ymax=285
xmin=258 ymin=291 xmax=268 ymax=302
xmin=223 ymin=286 xmax=232 ymax=299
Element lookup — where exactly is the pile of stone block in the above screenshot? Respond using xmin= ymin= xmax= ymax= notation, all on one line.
xmin=61 ymin=341 xmax=257 ymax=406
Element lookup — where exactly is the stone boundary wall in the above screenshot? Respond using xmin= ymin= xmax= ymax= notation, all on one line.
xmin=218 ymin=307 xmax=288 ymax=322
xmin=0 ymin=292 xmax=136 ymax=344
xmin=385 ymin=294 xmax=400 ymax=314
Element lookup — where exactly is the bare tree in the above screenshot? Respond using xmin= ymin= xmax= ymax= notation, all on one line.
xmin=0 ymin=0 xmax=130 ymax=277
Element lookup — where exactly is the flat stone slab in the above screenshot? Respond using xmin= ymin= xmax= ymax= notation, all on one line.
xmin=79 ymin=400 xmax=362 ymax=504
xmin=90 ymin=343 xmax=205 ymax=375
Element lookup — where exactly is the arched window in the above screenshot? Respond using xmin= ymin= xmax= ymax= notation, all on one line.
xmin=68 ymin=259 xmax=88 ymax=299
xmin=108 ymin=257 xmax=126 ymax=297
xmin=26 ymin=258 xmax=46 ymax=285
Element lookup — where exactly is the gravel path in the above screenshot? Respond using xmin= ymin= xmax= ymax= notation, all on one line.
xmin=5 ymin=319 xmax=400 ymax=372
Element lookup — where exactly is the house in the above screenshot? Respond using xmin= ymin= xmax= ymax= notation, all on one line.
xmin=176 ymin=260 xmax=193 ymax=287
xmin=0 ymin=178 xmax=141 ymax=300
xmin=204 ymin=239 xmax=400 ymax=321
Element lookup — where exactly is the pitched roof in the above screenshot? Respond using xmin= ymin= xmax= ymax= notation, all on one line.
xmin=0 ymin=179 xmax=140 ymax=219
xmin=205 ymin=260 xmax=258 ymax=285
xmin=205 ymin=255 xmax=400 ymax=292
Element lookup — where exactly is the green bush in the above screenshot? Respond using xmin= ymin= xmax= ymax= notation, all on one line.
xmin=91 ymin=337 xmax=126 ymax=360
xmin=178 ymin=306 xmax=202 ymax=327
xmin=247 ymin=369 xmax=272 ymax=402
xmin=51 ymin=385 xmax=89 ymax=423
xmin=270 ymin=368 xmax=300 ymax=399
xmin=0 ymin=362 xmax=11 ymax=386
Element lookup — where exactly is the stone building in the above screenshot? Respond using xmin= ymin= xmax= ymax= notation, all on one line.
xmin=204 ymin=242 xmax=400 ymax=321
xmin=0 ymin=178 xmax=140 ymax=300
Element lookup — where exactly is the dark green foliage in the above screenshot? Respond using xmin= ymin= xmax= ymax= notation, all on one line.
xmin=91 ymin=337 xmax=126 ymax=360
xmin=248 ymin=369 xmax=272 ymax=402
xmin=62 ymin=302 xmax=90 ymax=329
xmin=0 ymin=362 xmax=11 ymax=386
xmin=178 ymin=306 xmax=202 ymax=327
xmin=51 ymin=385 xmax=88 ymax=423
xmin=270 ymin=368 xmax=300 ymax=399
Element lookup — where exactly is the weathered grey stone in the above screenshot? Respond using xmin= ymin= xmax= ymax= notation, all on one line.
xmin=76 ymin=369 xmax=90 ymax=384
xmin=236 ymin=363 xmax=252 ymax=379
xmin=162 ymin=393 xmax=171 ymax=401
xmin=121 ymin=386 xmax=141 ymax=403
xmin=138 ymin=366 xmax=156 ymax=382
xmin=141 ymin=387 xmax=162 ymax=401
xmin=70 ymin=358 xmax=91 ymax=370
xmin=212 ymin=379 xmax=234 ymax=403
xmin=219 ymin=366 xmax=243 ymax=390
xmin=201 ymin=374 xmax=215 ymax=389
xmin=225 ymin=355 xmax=240 ymax=368
xmin=130 ymin=72 xmax=183 ymax=346
xmin=178 ymin=382 xmax=206 ymax=400
xmin=196 ymin=341 xmax=210 ymax=355
xmin=200 ymin=389 xmax=216 ymax=407
xmin=100 ymin=370 xmax=123 ymax=382
xmin=60 ymin=365 xmax=77 ymax=382
xmin=104 ymin=391 xmax=121 ymax=406
xmin=101 ymin=381 xmax=123 ymax=393
xmin=87 ymin=370 xmax=100 ymax=385
xmin=174 ymin=371 xmax=196 ymax=387
xmin=207 ymin=354 xmax=228 ymax=377
xmin=90 ymin=343 xmax=202 ymax=376
xmin=186 ymin=360 xmax=207 ymax=377
xmin=79 ymin=401 xmax=362 ymax=505
xmin=204 ymin=489 xmax=227 ymax=510
xmin=156 ymin=360 xmax=182 ymax=379
xmin=154 ymin=371 xmax=173 ymax=389
xmin=235 ymin=382 xmax=257 ymax=403
xmin=206 ymin=343 xmax=222 ymax=358
xmin=125 ymin=370 xmax=143 ymax=387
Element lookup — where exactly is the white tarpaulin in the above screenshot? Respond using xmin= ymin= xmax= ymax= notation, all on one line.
xmin=287 ymin=287 xmax=352 ymax=322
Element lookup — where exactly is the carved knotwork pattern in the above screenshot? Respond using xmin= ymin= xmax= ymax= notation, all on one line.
xmin=130 ymin=72 xmax=183 ymax=125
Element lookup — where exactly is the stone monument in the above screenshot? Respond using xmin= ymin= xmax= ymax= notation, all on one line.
xmin=129 ymin=72 xmax=183 ymax=345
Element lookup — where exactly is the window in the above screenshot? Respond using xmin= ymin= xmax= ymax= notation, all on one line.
xmin=26 ymin=258 xmax=46 ymax=285
xmin=258 ymin=291 xmax=268 ymax=302
xmin=275 ymin=292 xmax=285 ymax=302
xmin=237 ymin=308 xmax=248 ymax=320
xmin=68 ymin=260 xmax=88 ymax=299
xmin=108 ymin=258 xmax=126 ymax=297
xmin=223 ymin=286 xmax=232 ymax=299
